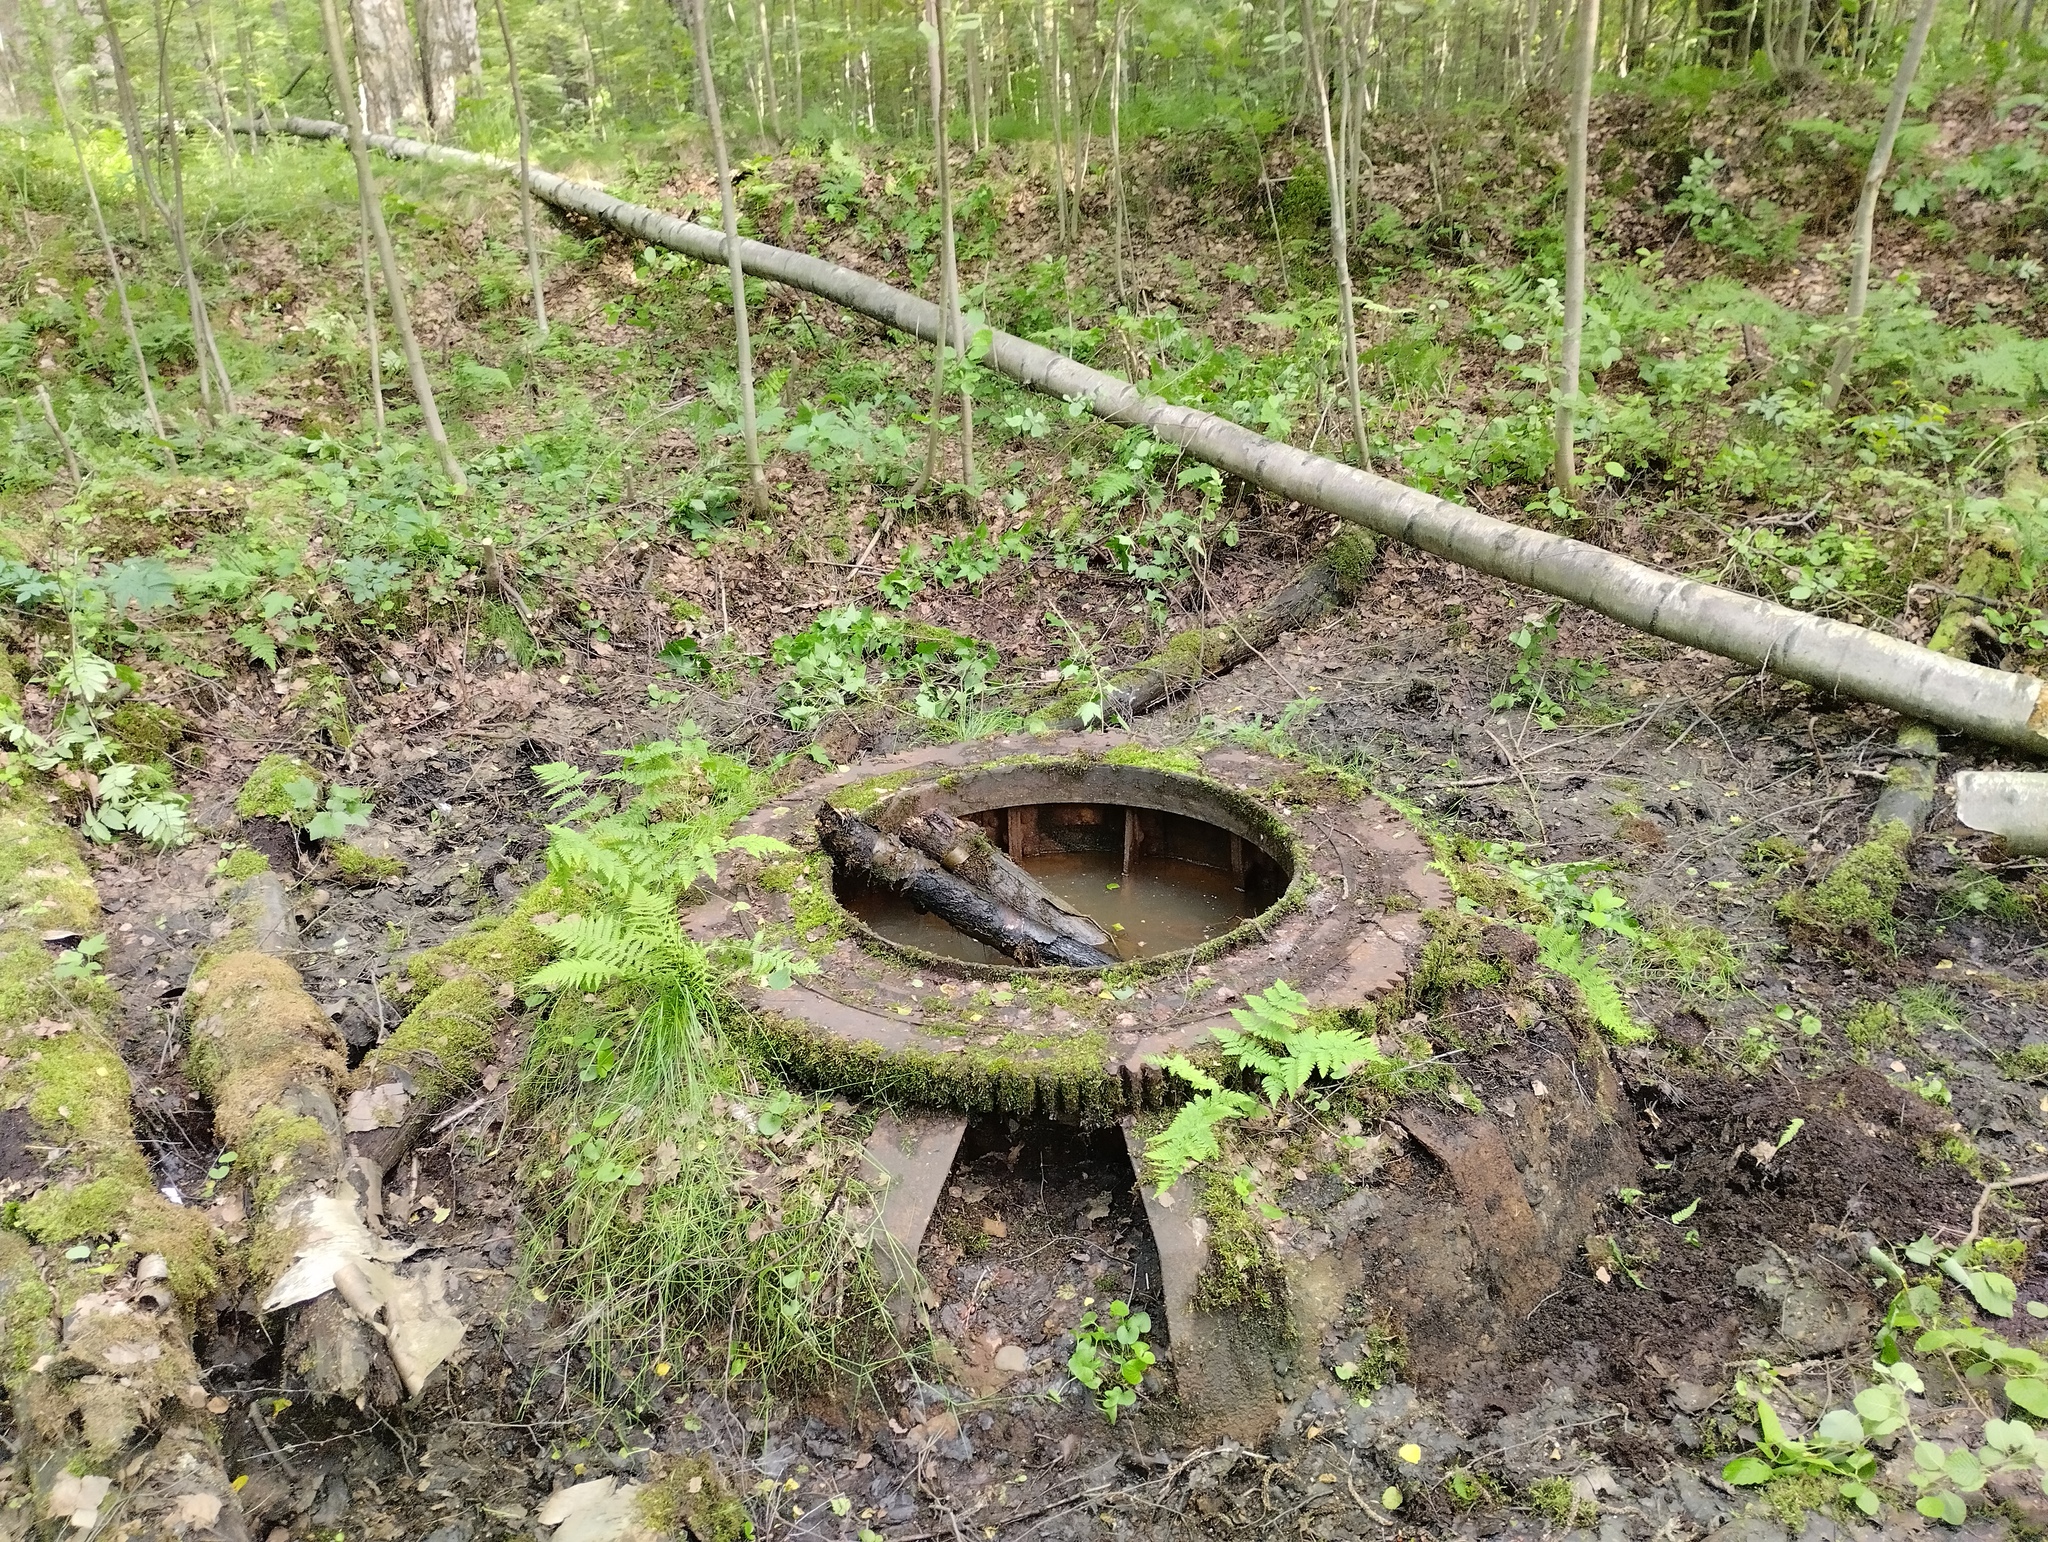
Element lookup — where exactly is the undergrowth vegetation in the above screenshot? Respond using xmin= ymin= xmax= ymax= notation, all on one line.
xmin=513 ymin=729 xmax=901 ymax=1395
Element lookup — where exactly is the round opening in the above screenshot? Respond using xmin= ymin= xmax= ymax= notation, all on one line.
xmin=828 ymin=762 xmax=1296 ymax=969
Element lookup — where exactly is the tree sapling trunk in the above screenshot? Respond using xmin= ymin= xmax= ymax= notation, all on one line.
xmin=1552 ymin=0 xmax=1598 ymax=493
xmin=492 ymin=0 xmax=549 ymax=335
xmin=1822 ymin=0 xmax=1939 ymax=410
xmin=687 ymin=0 xmax=771 ymax=514
xmin=1304 ymin=0 xmax=1369 ymax=468
xmin=317 ymin=0 xmax=468 ymax=489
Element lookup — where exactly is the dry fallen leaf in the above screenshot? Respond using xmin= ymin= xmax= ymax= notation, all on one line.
xmin=981 ymin=1216 xmax=1007 ymax=1239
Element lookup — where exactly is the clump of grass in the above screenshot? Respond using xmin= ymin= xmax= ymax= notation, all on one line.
xmin=517 ymin=959 xmax=904 ymax=1398
xmin=1525 ymin=1475 xmax=1591 ymax=1526
xmin=1638 ymin=915 xmax=1740 ymax=996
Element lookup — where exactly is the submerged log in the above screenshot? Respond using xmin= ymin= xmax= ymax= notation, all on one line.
xmin=817 ymin=804 xmax=1117 ymax=969
xmin=1046 ymin=529 xmax=1378 ymax=728
xmin=891 ymin=806 xmax=1114 ymax=954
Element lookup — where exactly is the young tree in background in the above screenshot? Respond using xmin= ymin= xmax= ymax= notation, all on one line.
xmin=1823 ymin=0 xmax=1941 ymax=411
xmin=1304 ymin=0 xmax=1369 ymax=468
xmin=687 ymin=0 xmax=770 ymax=514
xmin=1553 ymin=0 xmax=1599 ymax=493
xmin=52 ymin=64 xmax=167 ymax=444
xmin=492 ymin=0 xmax=548 ymax=335
xmin=916 ymin=0 xmax=975 ymax=492
xmin=154 ymin=0 xmax=236 ymax=417
xmin=317 ymin=0 xmax=467 ymax=489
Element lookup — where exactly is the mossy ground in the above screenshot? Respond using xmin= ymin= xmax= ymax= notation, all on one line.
xmin=215 ymin=847 xmax=271 ymax=881
xmin=234 ymin=752 xmax=318 ymax=821
xmin=636 ymin=1455 xmax=748 ymax=1542
xmin=1778 ymin=819 xmax=1912 ymax=944
xmin=331 ymin=840 xmax=407 ymax=882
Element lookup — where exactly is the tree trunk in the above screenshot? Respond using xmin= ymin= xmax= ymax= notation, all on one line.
xmin=888 ymin=806 xmax=1117 ymax=953
xmin=419 ymin=0 xmax=481 ymax=132
xmin=752 ymin=0 xmax=780 ymax=138
xmin=915 ymin=0 xmax=973 ymax=492
xmin=54 ymin=66 xmax=168 ymax=440
xmin=1305 ymin=0 xmax=1369 ymax=468
xmin=817 ymin=805 xmax=1118 ymax=968
xmin=350 ymin=0 xmax=427 ymax=131
xmin=268 ymin=117 xmax=2048 ymax=759
xmin=687 ymin=0 xmax=769 ymax=513
xmin=492 ymin=0 xmax=547 ymax=334
xmin=1553 ymin=0 xmax=1598 ymax=492
xmin=317 ymin=0 xmax=467 ymax=488
xmin=156 ymin=0 xmax=237 ymax=417
xmin=1046 ymin=529 xmax=1377 ymax=727
xmin=97 ymin=0 xmax=165 ymax=229
xmin=1822 ymin=0 xmax=1938 ymax=410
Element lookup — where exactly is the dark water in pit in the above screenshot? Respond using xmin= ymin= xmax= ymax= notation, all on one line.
xmin=845 ymin=848 xmax=1250 ymax=965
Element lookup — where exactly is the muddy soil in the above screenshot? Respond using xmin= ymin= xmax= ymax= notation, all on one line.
xmin=39 ymin=520 xmax=2047 ymax=1542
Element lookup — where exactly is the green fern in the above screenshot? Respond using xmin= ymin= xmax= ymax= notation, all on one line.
xmin=1142 ymin=1056 xmax=1258 ymax=1192
xmin=1144 ymin=981 xmax=1387 ymax=1193
xmin=1213 ymin=980 xmax=1385 ymax=1102
xmin=1535 ymin=924 xmax=1651 ymax=1044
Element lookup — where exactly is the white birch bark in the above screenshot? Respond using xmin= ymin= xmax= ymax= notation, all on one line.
xmin=270 ymin=116 xmax=2048 ymax=758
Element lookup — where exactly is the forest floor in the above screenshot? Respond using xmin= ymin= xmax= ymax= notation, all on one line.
xmin=6 ymin=65 xmax=2048 ymax=1542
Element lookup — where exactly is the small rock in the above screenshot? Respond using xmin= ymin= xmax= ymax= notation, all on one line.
xmin=993 ymin=1344 xmax=1029 ymax=1373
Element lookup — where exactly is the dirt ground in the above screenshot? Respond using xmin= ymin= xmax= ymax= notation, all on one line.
xmin=49 ymin=510 xmax=2044 ymax=1542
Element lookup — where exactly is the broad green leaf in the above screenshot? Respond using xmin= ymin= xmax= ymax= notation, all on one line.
xmin=1721 ymin=1456 xmax=1776 ymax=1486
xmin=2006 ymin=1376 xmax=2048 ymax=1418
xmin=1945 ymin=1446 xmax=1986 ymax=1492
xmin=1815 ymin=1408 xmax=1864 ymax=1446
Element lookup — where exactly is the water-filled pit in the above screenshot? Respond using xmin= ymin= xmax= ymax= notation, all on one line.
xmin=835 ymin=796 xmax=1292 ymax=965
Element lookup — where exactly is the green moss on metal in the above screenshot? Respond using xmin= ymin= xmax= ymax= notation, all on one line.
xmin=1195 ymin=1166 xmax=1281 ymax=1313
xmin=1100 ymin=744 xmax=1203 ymax=776
xmin=742 ymin=1006 xmax=1123 ymax=1123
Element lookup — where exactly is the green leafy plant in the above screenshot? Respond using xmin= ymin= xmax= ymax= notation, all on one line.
xmin=280 ymin=776 xmax=373 ymax=842
xmin=1666 ymin=154 xmax=1808 ymax=264
xmin=1490 ymin=606 xmax=1606 ymax=728
xmin=1145 ymin=981 xmax=1390 ymax=1190
xmin=1067 ymin=1299 xmax=1155 ymax=1423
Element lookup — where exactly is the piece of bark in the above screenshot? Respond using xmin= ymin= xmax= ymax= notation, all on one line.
xmin=891 ymin=806 xmax=1114 ymax=954
xmin=1043 ymin=530 xmax=1378 ymax=729
xmin=817 ymin=805 xmax=1116 ymax=968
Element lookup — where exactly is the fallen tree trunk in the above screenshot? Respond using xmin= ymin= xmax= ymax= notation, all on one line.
xmin=0 ymin=671 xmax=248 ymax=1538
xmin=818 ymin=804 xmax=1118 ymax=968
xmin=888 ymin=805 xmax=1115 ymax=954
xmin=1045 ymin=529 xmax=1377 ymax=729
xmin=264 ymin=116 xmax=2048 ymax=758
xmin=186 ymin=871 xmax=402 ymax=1406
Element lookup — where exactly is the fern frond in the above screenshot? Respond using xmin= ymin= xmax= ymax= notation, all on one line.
xmin=1143 ymin=1084 xmax=1258 ymax=1193
xmin=545 ymin=824 xmax=638 ymax=897
xmin=1155 ymin=1053 xmax=1225 ymax=1095
xmin=1536 ymin=924 xmax=1651 ymax=1045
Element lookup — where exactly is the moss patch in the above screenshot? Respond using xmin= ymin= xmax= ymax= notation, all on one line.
xmin=1322 ymin=528 xmax=1379 ymax=599
xmin=105 ymin=702 xmax=188 ymax=765
xmin=368 ymin=977 xmax=500 ymax=1104
xmin=637 ymin=1454 xmax=748 ymax=1542
xmin=0 ymin=1231 xmax=55 ymax=1383
xmin=1778 ymin=820 xmax=1912 ymax=943
xmin=331 ymin=841 xmax=406 ymax=883
xmin=1195 ymin=1167 xmax=1282 ymax=1313
xmin=1100 ymin=743 xmax=1203 ymax=776
xmin=287 ymin=664 xmax=354 ymax=748
xmin=235 ymin=753 xmax=318 ymax=821
xmin=214 ymin=847 xmax=271 ymax=882
xmin=186 ymin=951 xmax=346 ymax=1155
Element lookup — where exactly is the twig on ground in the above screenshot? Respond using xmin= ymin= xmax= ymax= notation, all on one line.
xmin=1484 ymin=726 xmax=1546 ymax=843
xmin=1964 ymin=1171 xmax=2048 ymax=1247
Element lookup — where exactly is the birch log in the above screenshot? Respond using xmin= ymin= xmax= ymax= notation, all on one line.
xmin=265 ymin=117 xmax=2048 ymax=758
